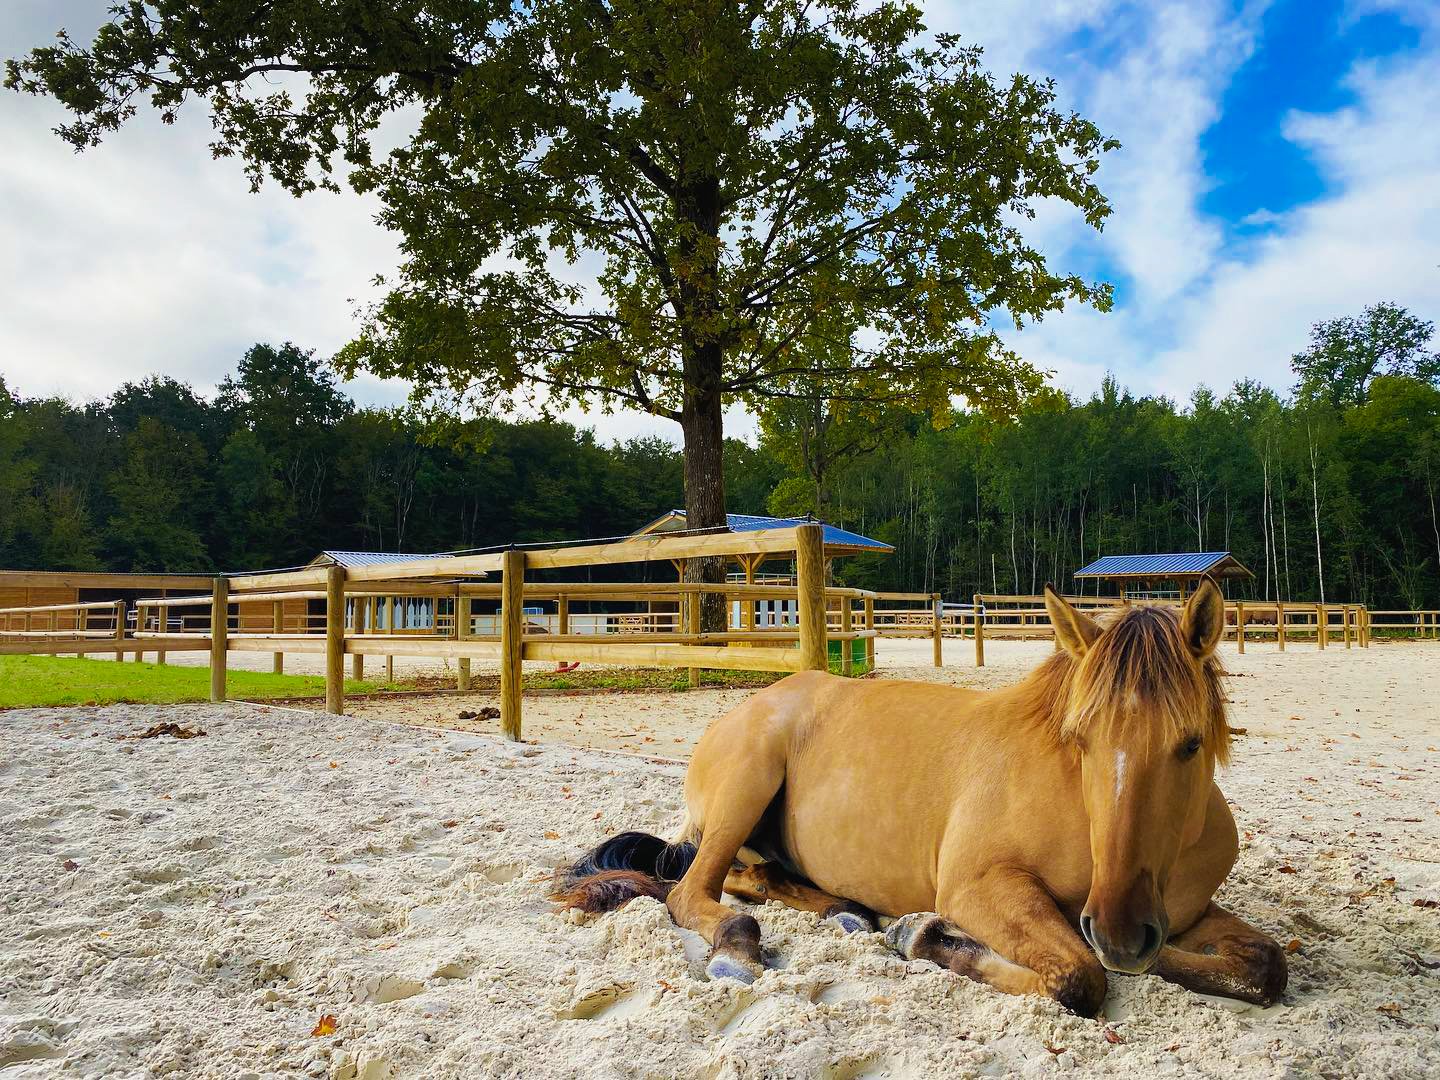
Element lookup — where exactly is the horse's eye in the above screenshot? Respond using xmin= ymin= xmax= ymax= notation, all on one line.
xmin=1179 ymin=736 xmax=1203 ymax=760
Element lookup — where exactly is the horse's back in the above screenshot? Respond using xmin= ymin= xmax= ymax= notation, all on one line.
xmin=686 ymin=671 xmax=1004 ymax=914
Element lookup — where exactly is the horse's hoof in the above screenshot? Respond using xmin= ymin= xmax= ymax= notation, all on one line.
xmin=705 ymin=953 xmax=759 ymax=985
xmin=884 ymin=912 xmax=940 ymax=959
xmin=826 ymin=910 xmax=872 ymax=935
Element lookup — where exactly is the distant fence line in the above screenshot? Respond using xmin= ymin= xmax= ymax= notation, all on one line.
xmin=954 ymin=594 xmax=1399 ymax=666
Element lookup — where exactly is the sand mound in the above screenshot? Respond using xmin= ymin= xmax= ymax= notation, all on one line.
xmin=1 ymin=689 xmax=1437 ymax=1078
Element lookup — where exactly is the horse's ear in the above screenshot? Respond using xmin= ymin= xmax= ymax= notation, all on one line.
xmin=1045 ymin=584 xmax=1101 ymax=658
xmin=1181 ymin=578 xmax=1225 ymax=658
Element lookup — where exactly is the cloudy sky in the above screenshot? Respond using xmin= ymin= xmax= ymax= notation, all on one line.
xmin=1 ymin=0 xmax=1437 ymax=443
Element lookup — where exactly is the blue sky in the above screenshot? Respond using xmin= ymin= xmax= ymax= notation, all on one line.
xmin=2 ymin=0 xmax=1438 ymax=442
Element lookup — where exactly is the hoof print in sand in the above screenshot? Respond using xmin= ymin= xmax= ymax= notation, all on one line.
xmin=351 ymin=974 xmax=424 ymax=1005
xmin=556 ymin=981 xmax=643 ymax=1021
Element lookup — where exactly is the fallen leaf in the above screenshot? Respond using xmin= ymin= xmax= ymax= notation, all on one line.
xmin=1103 ymin=1026 xmax=1126 ymax=1045
xmin=442 ymin=819 xmax=460 ymax=828
xmin=311 ymin=1015 xmax=338 ymax=1037
xmin=62 ymin=859 xmax=79 ymax=872
xmin=1277 ymin=866 xmax=1298 ymax=874
xmin=543 ymin=831 xmax=560 ymax=840
xmin=1044 ymin=1043 xmax=1065 ymax=1055
xmin=1285 ymin=939 xmax=1302 ymax=953
xmin=328 ymin=761 xmax=338 ymax=769
xmin=1414 ymin=898 xmax=1439 ymax=909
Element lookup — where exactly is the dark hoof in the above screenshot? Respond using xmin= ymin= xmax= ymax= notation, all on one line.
xmin=707 ymin=913 xmax=763 ymax=983
xmin=884 ymin=912 xmax=942 ymax=959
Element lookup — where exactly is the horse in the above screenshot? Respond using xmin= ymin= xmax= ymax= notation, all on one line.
xmin=553 ymin=580 xmax=1286 ymax=1017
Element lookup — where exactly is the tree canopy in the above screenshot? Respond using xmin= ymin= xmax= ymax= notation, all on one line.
xmin=8 ymin=0 xmax=1117 ymax=550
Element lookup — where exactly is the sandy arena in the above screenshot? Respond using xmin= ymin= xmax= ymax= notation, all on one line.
xmin=2 ymin=639 xmax=1438 ymax=1078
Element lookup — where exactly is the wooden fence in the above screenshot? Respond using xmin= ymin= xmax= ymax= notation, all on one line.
xmin=1 ymin=525 xmax=891 ymax=739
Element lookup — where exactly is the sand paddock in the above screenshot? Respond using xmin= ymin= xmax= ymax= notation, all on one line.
xmin=2 ymin=641 xmax=1437 ymax=1078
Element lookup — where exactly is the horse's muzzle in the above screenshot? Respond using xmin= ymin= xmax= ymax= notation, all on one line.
xmin=1080 ymin=871 xmax=1168 ymax=973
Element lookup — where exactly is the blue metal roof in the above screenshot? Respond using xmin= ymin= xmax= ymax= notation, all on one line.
xmin=317 ymin=550 xmax=457 ymax=570
xmin=647 ymin=511 xmax=892 ymax=552
xmin=726 ymin=513 xmax=893 ymax=551
xmin=1074 ymin=552 xmax=1252 ymax=578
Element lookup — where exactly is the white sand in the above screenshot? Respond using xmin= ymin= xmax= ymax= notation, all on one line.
xmin=2 ymin=641 xmax=1438 ymax=1078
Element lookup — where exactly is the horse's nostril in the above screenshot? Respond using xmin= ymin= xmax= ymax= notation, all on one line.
xmin=1079 ymin=914 xmax=1096 ymax=949
xmin=1140 ymin=921 xmax=1162 ymax=960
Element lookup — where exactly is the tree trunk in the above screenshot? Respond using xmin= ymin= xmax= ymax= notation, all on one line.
xmin=680 ymin=342 xmax=728 ymax=632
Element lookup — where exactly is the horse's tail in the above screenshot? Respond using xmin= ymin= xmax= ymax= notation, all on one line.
xmin=550 ymin=830 xmax=698 ymax=914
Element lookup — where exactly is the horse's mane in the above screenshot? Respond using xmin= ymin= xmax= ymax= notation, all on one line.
xmin=1006 ymin=605 xmax=1230 ymax=765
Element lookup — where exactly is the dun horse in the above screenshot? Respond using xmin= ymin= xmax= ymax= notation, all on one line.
xmin=555 ymin=580 xmax=1286 ymax=1016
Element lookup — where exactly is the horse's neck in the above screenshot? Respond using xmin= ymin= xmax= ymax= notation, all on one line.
xmin=988 ymin=652 xmax=1074 ymax=748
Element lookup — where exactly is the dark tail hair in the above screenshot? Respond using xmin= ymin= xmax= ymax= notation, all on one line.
xmin=550 ymin=831 xmax=698 ymax=914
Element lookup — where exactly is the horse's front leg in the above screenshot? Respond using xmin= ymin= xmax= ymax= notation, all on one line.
xmin=1151 ymin=902 xmax=1287 ymax=1005
xmin=886 ymin=867 xmax=1107 ymax=1017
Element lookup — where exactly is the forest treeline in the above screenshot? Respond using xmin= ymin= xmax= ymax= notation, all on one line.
xmin=2 ymin=304 xmax=1438 ymax=608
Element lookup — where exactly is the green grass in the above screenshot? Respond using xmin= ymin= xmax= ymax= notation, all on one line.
xmin=0 ymin=655 xmax=384 ymax=709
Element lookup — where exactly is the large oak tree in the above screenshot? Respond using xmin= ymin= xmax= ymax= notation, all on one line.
xmin=9 ymin=1 xmax=1116 ymax=598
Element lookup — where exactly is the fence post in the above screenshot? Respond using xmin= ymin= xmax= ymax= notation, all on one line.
xmin=113 ymin=600 xmax=126 ymax=662
xmin=209 ymin=577 xmax=227 ymax=702
xmin=1316 ymin=603 xmax=1327 ymax=650
xmin=796 ymin=524 xmax=828 ymax=672
xmin=271 ymin=599 xmax=284 ymax=674
xmin=687 ymin=588 xmax=702 ymax=687
xmin=557 ymin=594 xmax=570 ymax=636
xmin=1343 ymin=605 xmax=1352 ymax=648
xmin=1277 ymin=603 xmax=1285 ymax=651
xmin=932 ymin=593 xmax=943 ymax=668
xmin=1236 ymin=601 xmax=1245 ymax=654
xmin=973 ymin=593 xmax=985 ymax=668
xmin=500 ymin=548 xmax=526 ymax=740
xmin=864 ymin=596 xmax=875 ymax=672
xmin=457 ymin=593 xmax=472 ymax=691
xmin=132 ymin=603 xmax=145 ymax=661
xmin=840 ymin=598 xmax=853 ymax=676
xmin=325 ymin=565 xmax=346 ymax=714
xmin=155 ymin=591 xmax=167 ymax=665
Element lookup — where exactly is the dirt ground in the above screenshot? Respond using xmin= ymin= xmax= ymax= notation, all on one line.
xmin=1 ymin=638 xmax=1437 ymax=1078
